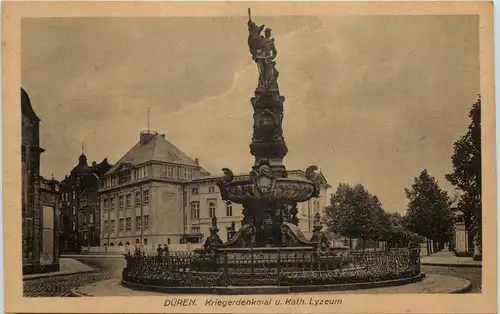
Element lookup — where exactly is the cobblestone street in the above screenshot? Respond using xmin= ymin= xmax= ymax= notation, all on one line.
xmin=422 ymin=265 xmax=482 ymax=293
xmin=24 ymin=266 xmax=481 ymax=297
xmin=23 ymin=272 xmax=119 ymax=297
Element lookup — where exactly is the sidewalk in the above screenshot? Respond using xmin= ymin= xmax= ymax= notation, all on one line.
xmin=420 ymin=249 xmax=482 ymax=268
xmin=23 ymin=257 xmax=97 ymax=281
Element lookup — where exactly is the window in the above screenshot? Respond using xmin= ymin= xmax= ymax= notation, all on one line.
xmin=135 ymin=192 xmax=141 ymax=207
xmin=179 ymin=167 xmax=186 ymax=179
xmin=226 ymin=202 xmax=233 ymax=216
xmin=191 ymin=202 xmax=200 ymax=219
xmin=144 ymin=238 xmax=148 ymax=245
xmin=226 ymin=227 xmax=232 ymax=240
xmin=143 ymin=190 xmax=149 ymax=205
xmin=72 ymin=206 xmax=76 ymax=215
xmin=119 ymin=196 xmax=124 ymax=210
xmin=126 ymin=218 xmax=131 ymax=231
xmin=192 ymin=227 xmax=200 ymax=234
xmin=144 ymin=166 xmax=148 ymax=177
xmin=209 ymin=202 xmax=216 ymax=218
xmin=83 ymin=231 xmax=88 ymax=240
xmin=144 ymin=215 xmax=149 ymax=230
xmin=72 ymin=191 xmax=76 ymax=200
xmin=89 ymin=214 xmax=94 ymax=223
xmin=136 ymin=216 xmax=141 ymax=230
xmin=118 ymin=171 xmax=131 ymax=184
xmin=192 ymin=188 xmax=199 ymax=195
xmin=110 ymin=197 xmax=115 ymax=211
xmin=72 ymin=221 xmax=76 ymax=231
xmin=166 ymin=165 xmax=174 ymax=178
xmin=186 ymin=168 xmax=192 ymax=179
xmin=168 ymin=238 xmax=171 ymax=244
xmin=110 ymin=220 xmax=115 ymax=232
xmin=125 ymin=194 xmax=131 ymax=209
xmin=209 ymin=186 xmax=215 ymax=193
xmin=135 ymin=239 xmax=140 ymax=244
xmin=104 ymin=199 xmax=109 ymax=211
xmin=104 ymin=220 xmax=108 ymax=232
xmin=119 ymin=218 xmax=124 ymax=231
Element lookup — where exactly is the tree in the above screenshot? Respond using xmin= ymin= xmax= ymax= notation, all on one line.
xmin=445 ymin=95 xmax=482 ymax=260
xmin=404 ymin=169 xmax=454 ymax=255
xmin=323 ymin=183 xmax=384 ymax=249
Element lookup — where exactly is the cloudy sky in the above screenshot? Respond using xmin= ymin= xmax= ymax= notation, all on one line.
xmin=22 ymin=15 xmax=480 ymax=213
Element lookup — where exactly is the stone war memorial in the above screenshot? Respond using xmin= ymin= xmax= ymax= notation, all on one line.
xmin=121 ymin=10 xmax=423 ymax=294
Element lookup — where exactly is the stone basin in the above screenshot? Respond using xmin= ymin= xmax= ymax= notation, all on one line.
xmin=225 ymin=177 xmax=316 ymax=204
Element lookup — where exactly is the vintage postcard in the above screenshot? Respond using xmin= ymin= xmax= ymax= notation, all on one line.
xmin=2 ymin=1 xmax=496 ymax=313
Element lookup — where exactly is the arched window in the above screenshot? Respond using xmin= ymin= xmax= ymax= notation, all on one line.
xmin=118 ymin=242 xmax=123 ymax=246
xmin=110 ymin=242 xmax=114 ymax=246
xmin=103 ymin=243 xmax=108 ymax=247
xmin=226 ymin=202 xmax=233 ymax=217
xmin=125 ymin=241 xmax=130 ymax=246
xmin=209 ymin=202 xmax=216 ymax=218
xmin=191 ymin=202 xmax=200 ymax=219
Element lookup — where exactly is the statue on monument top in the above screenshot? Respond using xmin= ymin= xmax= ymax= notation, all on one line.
xmin=247 ymin=8 xmax=279 ymax=90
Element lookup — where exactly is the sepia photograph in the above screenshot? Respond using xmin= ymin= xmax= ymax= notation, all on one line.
xmin=3 ymin=1 xmax=496 ymax=313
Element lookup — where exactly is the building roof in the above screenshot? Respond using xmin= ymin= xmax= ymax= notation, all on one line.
xmin=106 ymin=131 xmax=209 ymax=176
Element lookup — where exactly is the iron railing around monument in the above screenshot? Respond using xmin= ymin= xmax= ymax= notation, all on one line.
xmin=122 ymin=248 xmax=421 ymax=287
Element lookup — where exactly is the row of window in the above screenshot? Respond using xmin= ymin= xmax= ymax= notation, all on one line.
xmin=101 ymin=165 xmax=149 ymax=188
xmin=103 ymin=190 xmax=149 ymax=211
xmin=163 ymin=165 xmax=194 ymax=180
xmin=190 ymin=201 xmax=232 ymax=219
xmin=191 ymin=186 xmax=216 ymax=195
xmin=103 ymin=215 xmax=150 ymax=232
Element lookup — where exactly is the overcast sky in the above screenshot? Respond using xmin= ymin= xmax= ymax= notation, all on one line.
xmin=22 ymin=15 xmax=480 ymax=213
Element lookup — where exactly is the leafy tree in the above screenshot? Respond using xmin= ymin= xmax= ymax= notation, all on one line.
xmin=445 ymin=95 xmax=481 ymax=260
xmin=323 ymin=183 xmax=384 ymax=249
xmin=404 ymin=169 xmax=454 ymax=255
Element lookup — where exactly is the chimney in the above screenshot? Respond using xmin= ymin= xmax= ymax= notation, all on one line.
xmin=140 ymin=130 xmax=156 ymax=145
xmin=195 ymin=158 xmax=199 ymax=165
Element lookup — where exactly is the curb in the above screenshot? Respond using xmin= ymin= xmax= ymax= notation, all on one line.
xmin=421 ymin=262 xmax=482 ymax=268
xmin=70 ymin=287 xmax=91 ymax=297
xmin=449 ymin=279 xmax=472 ymax=294
xmin=23 ymin=269 xmax=99 ymax=281
xmin=119 ymin=274 xmax=426 ymax=295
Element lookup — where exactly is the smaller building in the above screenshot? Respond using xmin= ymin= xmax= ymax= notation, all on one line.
xmin=59 ymin=154 xmax=112 ymax=252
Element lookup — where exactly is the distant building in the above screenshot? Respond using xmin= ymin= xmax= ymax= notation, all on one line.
xmin=59 ymin=154 xmax=112 ymax=252
xmin=21 ymin=87 xmax=61 ymax=274
xmin=98 ymin=130 xmax=330 ymax=247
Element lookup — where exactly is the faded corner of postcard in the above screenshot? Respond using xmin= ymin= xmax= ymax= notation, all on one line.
xmin=2 ymin=1 xmax=496 ymax=314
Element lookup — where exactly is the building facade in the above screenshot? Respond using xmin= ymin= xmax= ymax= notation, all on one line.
xmin=21 ymin=87 xmax=61 ymax=274
xmin=98 ymin=130 xmax=330 ymax=247
xmin=59 ymin=154 xmax=112 ymax=252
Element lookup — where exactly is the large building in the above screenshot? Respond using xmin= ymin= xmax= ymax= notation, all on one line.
xmin=98 ymin=130 xmax=330 ymax=247
xmin=59 ymin=153 xmax=112 ymax=252
xmin=21 ymin=87 xmax=61 ymax=274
